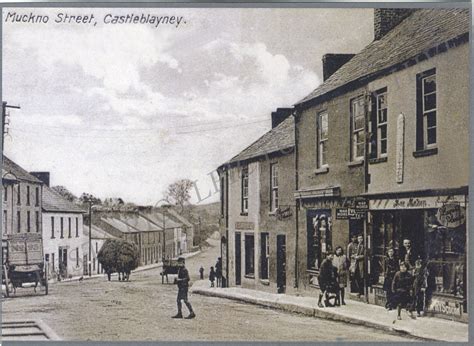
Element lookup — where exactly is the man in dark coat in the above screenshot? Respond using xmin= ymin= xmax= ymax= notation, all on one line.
xmin=172 ymin=257 xmax=196 ymax=319
xmin=399 ymin=238 xmax=418 ymax=270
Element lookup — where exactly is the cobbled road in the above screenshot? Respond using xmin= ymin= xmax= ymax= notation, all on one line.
xmin=2 ymin=240 xmax=413 ymax=342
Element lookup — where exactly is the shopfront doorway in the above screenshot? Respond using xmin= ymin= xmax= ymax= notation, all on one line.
xmin=276 ymin=235 xmax=286 ymax=294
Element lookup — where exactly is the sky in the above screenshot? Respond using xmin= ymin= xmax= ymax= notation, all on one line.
xmin=2 ymin=7 xmax=373 ymax=206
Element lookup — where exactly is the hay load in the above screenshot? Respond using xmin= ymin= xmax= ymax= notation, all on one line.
xmin=98 ymin=239 xmax=140 ymax=281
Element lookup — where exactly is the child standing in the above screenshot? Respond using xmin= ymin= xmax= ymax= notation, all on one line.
xmin=209 ymin=266 xmax=216 ymax=287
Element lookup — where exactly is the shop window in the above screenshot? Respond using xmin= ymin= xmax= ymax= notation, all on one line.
xmin=307 ymin=210 xmax=332 ymax=270
xmin=241 ymin=167 xmax=249 ymax=213
xmin=350 ymin=96 xmax=365 ymax=161
xmin=416 ymin=69 xmax=437 ymax=153
xmin=317 ymin=111 xmax=329 ymax=167
xmin=270 ymin=163 xmax=279 ymax=211
xmin=260 ymin=233 xmax=269 ymax=280
xmin=245 ymin=234 xmax=255 ymax=276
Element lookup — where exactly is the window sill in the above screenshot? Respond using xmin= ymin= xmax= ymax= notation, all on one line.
xmin=369 ymin=157 xmax=388 ymax=164
xmin=413 ymin=147 xmax=438 ymax=158
xmin=260 ymin=279 xmax=270 ymax=286
xmin=347 ymin=160 xmax=364 ymax=168
xmin=244 ymin=274 xmax=255 ymax=279
xmin=240 ymin=212 xmax=248 ymax=216
xmin=314 ymin=166 xmax=329 ymax=175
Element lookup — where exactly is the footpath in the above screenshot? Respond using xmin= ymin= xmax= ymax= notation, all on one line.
xmin=190 ymin=280 xmax=468 ymax=342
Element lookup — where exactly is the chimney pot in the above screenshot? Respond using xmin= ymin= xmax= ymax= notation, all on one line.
xmin=29 ymin=171 xmax=50 ymax=187
xmin=271 ymin=108 xmax=293 ymax=128
xmin=374 ymin=9 xmax=415 ymax=40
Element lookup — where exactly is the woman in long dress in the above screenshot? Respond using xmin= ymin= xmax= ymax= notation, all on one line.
xmin=333 ymin=246 xmax=349 ymax=305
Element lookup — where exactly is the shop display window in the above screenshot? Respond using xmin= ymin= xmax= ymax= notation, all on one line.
xmin=307 ymin=210 xmax=332 ymax=270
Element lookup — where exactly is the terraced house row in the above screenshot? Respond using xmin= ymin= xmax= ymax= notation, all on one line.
xmin=217 ymin=8 xmax=469 ymax=322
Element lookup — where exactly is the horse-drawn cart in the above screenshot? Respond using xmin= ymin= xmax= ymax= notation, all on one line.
xmin=160 ymin=258 xmax=180 ymax=284
xmin=2 ymin=233 xmax=48 ymax=297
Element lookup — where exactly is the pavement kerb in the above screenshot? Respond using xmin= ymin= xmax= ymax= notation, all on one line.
xmin=191 ymin=287 xmax=440 ymax=342
xmin=46 ymin=250 xmax=202 ymax=285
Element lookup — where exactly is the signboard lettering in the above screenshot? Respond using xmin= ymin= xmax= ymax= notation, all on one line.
xmin=437 ymin=204 xmax=466 ymax=228
xmin=335 ymin=208 xmax=365 ymax=220
xmin=235 ymin=221 xmax=255 ymax=230
xmin=370 ymin=195 xmax=466 ymax=210
xmin=336 ymin=208 xmax=349 ymax=219
xmin=428 ymin=299 xmax=462 ymax=317
xmin=275 ymin=206 xmax=293 ymax=220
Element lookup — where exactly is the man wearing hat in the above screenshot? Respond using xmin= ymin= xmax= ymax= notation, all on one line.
xmin=172 ymin=257 xmax=196 ymax=319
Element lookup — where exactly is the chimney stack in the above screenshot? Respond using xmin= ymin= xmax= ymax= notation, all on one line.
xmin=271 ymin=108 xmax=293 ymax=128
xmin=322 ymin=54 xmax=355 ymax=81
xmin=30 ymin=171 xmax=50 ymax=187
xmin=374 ymin=9 xmax=415 ymax=40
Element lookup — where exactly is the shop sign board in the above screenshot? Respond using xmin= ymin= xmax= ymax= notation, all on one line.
xmin=336 ymin=208 xmax=365 ymax=220
xmin=354 ymin=200 xmax=369 ymax=211
xmin=235 ymin=221 xmax=255 ymax=230
xmin=428 ymin=298 xmax=463 ymax=317
xmin=437 ymin=203 xmax=466 ymax=228
xmin=369 ymin=195 xmax=466 ymax=210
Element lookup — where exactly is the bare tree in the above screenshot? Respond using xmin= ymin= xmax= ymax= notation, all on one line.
xmin=163 ymin=179 xmax=193 ymax=214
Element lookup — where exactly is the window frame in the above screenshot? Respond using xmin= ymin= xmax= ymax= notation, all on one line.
xmin=51 ymin=216 xmax=55 ymax=238
xmin=17 ymin=211 xmax=21 ymax=233
xmin=17 ymin=185 xmax=21 ymax=205
xmin=270 ymin=163 xmax=279 ymax=211
xmin=60 ymin=217 xmax=64 ymax=238
xmin=35 ymin=211 xmax=40 ymax=233
xmin=317 ymin=110 xmax=329 ymax=168
xmin=415 ymin=68 xmax=437 ymax=153
xmin=350 ymin=95 xmax=366 ymax=162
xmin=35 ymin=187 xmax=40 ymax=206
xmin=26 ymin=185 xmax=30 ymax=206
xmin=422 ymin=73 xmax=437 ymax=149
xmin=76 ymin=217 xmax=79 ymax=237
xmin=241 ymin=166 xmax=249 ymax=213
xmin=27 ymin=211 xmax=31 ymax=232
xmin=68 ymin=217 xmax=72 ymax=238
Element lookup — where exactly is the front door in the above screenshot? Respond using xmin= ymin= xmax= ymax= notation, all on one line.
xmin=277 ymin=235 xmax=286 ymax=294
xmin=235 ymin=232 xmax=241 ymax=285
xmin=59 ymin=247 xmax=68 ymax=278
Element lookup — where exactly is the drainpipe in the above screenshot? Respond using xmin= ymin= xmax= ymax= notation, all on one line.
xmin=293 ymin=109 xmax=300 ymax=289
xmin=225 ymin=168 xmax=229 ymax=287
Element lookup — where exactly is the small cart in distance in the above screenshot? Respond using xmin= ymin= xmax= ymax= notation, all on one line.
xmin=160 ymin=258 xmax=180 ymax=284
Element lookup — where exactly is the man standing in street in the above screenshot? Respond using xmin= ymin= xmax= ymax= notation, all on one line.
xmin=172 ymin=257 xmax=196 ymax=319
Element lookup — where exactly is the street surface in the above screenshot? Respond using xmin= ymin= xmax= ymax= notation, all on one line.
xmin=2 ymin=240 xmax=413 ymax=342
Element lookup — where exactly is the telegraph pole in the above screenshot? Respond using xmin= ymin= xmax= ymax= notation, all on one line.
xmin=162 ymin=208 xmax=166 ymax=261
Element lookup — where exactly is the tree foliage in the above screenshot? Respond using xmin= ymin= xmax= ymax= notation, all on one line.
xmin=79 ymin=192 xmax=102 ymax=205
xmin=163 ymin=179 xmax=194 ymax=214
xmin=52 ymin=185 xmax=77 ymax=202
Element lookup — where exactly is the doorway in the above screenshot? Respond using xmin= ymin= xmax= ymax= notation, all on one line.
xmin=235 ymin=232 xmax=241 ymax=285
xmin=58 ymin=247 xmax=68 ymax=279
xmin=277 ymin=235 xmax=286 ymax=294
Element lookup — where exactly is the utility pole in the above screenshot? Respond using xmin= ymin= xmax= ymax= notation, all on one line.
xmin=85 ymin=195 xmax=94 ymax=277
xmin=198 ymin=216 xmax=201 ymax=248
xmin=162 ymin=208 xmax=166 ymax=261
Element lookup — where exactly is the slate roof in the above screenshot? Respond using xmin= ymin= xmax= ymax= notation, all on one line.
xmin=2 ymin=156 xmax=43 ymax=184
xmin=227 ymin=115 xmax=294 ymax=164
xmin=142 ymin=212 xmax=181 ymax=230
xmin=83 ymin=224 xmax=117 ymax=239
xmin=101 ymin=217 xmax=139 ymax=234
xmin=297 ymin=9 xmax=469 ymax=106
xmin=119 ymin=213 xmax=163 ymax=232
xmin=43 ymin=185 xmax=86 ymax=213
xmin=166 ymin=208 xmax=194 ymax=228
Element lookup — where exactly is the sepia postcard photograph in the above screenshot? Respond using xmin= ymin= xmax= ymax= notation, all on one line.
xmin=0 ymin=1 xmax=470 ymax=344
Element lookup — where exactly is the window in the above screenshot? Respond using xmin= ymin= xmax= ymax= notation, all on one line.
xmin=270 ymin=163 xmax=279 ymax=211
xmin=60 ymin=217 xmax=64 ymax=238
xmin=416 ymin=69 xmax=437 ymax=150
xmin=76 ymin=248 xmax=79 ymax=267
xmin=370 ymin=88 xmax=388 ymax=158
xmin=51 ymin=253 xmax=55 ymax=271
xmin=244 ymin=234 xmax=255 ymax=276
xmin=351 ymin=96 xmax=365 ymax=161
xmin=241 ymin=167 xmax=249 ymax=213
xmin=68 ymin=217 xmax=72 ymax=238
xmin=4 ymin=186 xmax=7 ymax=202
xmin=76 ymin=218 xmax=79 ymax=237
xmin=3 ymin=210 xmax=7 ymax=234
xmin=35 ymin=187 xmax=39 ymax=206
xmin=26 ymin=186 xmax=30 ymax=205
xmin=220 ymin=177 xmax=225 ymax=216
xmin=17 ymin=185 xmax=21 ymax=205
xmin=51 ymin=216 xmax=55 ymax=238
xmin=17 ymin=211 xmax=21 ymax=233
xmin=27 ymin=211 xmax=31 ymax=232
xmin=35 ymin=211 xmax=40 ymax=233
xmin=260 ymin=233 xmax=269 ymax=280
xmin=317 ymin=111 xmax=329 ymax=167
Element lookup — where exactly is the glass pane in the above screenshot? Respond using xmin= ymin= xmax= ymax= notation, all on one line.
xmin=381 ymin=139 xmax=387 ymax=154
xmin=379 ymin=125 xmax=387 ymax=140
xmin=424 ymin=93 xmax=436 ymax=111
xmin=427 ymin=111 xmax=436 ymax=127
xmin=354 ymin=115 xmax=365 ymax=131
xmin=378 ymin=108 xmax=387 ymax=124
xmin=424 ymin=75 xmax=436 ymax=94
xmin=320 ymin=141 xmax=327 ymax=165
xmin=427 ymin=128 xmax=436 ymax=145
xmin=356 ymin=142 xmax=365 ymax=158
xmin=377 ymin=93 xmax=386 ymax=110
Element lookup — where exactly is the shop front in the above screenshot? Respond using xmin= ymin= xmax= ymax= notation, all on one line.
xmin=367 ymin=190 xmax=468 ymax=322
